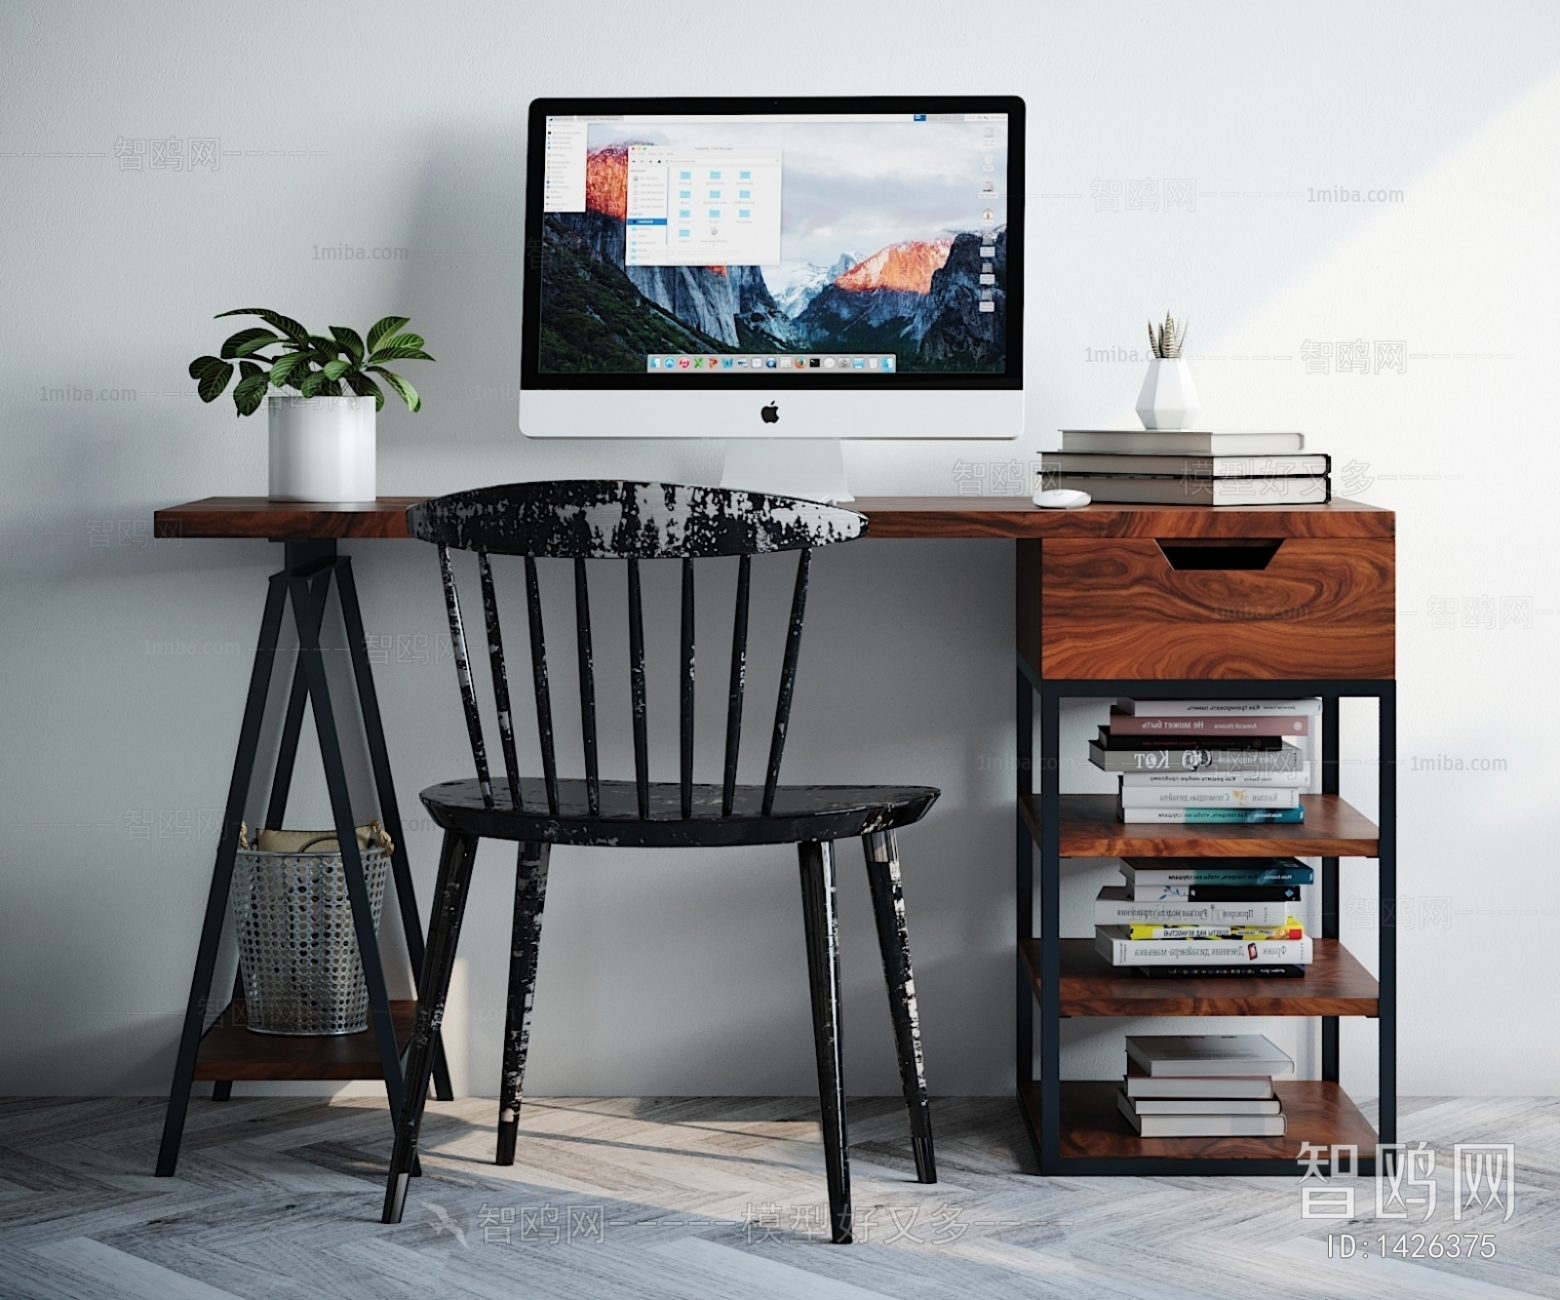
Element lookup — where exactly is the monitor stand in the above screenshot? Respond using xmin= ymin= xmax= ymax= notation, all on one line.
xmin=718 ymin=439 xmax=853 ymax=504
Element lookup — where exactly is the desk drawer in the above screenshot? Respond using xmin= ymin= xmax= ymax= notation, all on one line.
xmin=1032 ymin=537 xmax=1394 ymax=680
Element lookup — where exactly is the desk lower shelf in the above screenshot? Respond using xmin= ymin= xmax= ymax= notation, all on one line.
xmin=192 ymin=1000 xmax=415 ymax=1081
xmin=1021 ymin=1079 xmax=1377 ymax=1170
xmin=1021 ymin=792 xmax=1380 ymax=858
xmin=1021 ymin=937 xmax=1379 ymax=1017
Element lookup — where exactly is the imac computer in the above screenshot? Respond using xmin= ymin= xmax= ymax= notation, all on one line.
xmin=520 ymin=96 xmax=1024 ymax=501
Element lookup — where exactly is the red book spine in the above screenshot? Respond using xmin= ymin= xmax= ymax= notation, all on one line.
xmin=1108 ymin=714 xmax=1310 ymax=737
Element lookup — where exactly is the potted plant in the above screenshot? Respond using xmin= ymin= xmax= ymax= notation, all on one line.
xmin=189 ymin=309 xmax=434 ymax=503
xmin=1135 ymin=313 xmax=1203 ymax=431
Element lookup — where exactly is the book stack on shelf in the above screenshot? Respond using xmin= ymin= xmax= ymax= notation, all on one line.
xmin=1117 ymin=1034 xmax=1294 ymax=1137
xmin=1096 ymin=857 xmax=1314 ymax=977
xmin=1092 ymin=696 xmax=1323 ymax=978
xmin=1044 ymin=429 xmax=1329 ymax=504
xmin=1096 ymin=697 xmax=1320 ymax=825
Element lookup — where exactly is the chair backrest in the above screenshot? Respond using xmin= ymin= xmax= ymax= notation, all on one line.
xmin=407 ymin=481 xmax=868 ymax=821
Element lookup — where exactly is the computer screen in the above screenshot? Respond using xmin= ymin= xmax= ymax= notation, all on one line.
xmin=527 ymin=101 xmax=1018 ymax=383
xmin=519 ymin=97 xmax=1024 ymax=477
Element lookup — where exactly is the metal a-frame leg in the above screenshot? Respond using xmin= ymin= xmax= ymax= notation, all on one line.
xmin=862 ymin=829 xmax=935 ymax=1183
xmin=497 ymin=841 xmax=550 ymax=1165
xmin=207 ymin=567 xmax=332 ymax=1104
xmin=287 ymin=569 xmax=406 ymax=1128
xmin=156 ymin=570 xmax=290 ymax=1176
xmin=157 ymin=540 xmax=447 ymax=1174
xmin=335 ymin=557 xmax=453 ymax=1103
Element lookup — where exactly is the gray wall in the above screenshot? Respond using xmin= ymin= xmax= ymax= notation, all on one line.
xmin=3 ymin=1 xmax=1557 ymax=1100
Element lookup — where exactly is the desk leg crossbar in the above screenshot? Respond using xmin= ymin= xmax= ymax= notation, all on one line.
xmin=156 ymin=540 xmax=451 ymax=1178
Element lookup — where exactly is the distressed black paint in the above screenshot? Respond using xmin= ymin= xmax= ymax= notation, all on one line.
xmin=439 ymin=545 xmax=492 ymax=808
xmin=722 ymin=554 xmax=751 ymax=818
xmin=763 ymin=548 xmax=811 ymax=816
xmin=406 ymin=480 xmax=867 ymax=559
xmin=478 ymin=552 xmax=522 ymax=808
xmin=523 ymin=555 xmax=559 ymax=817
xmin=394 ymin=481 xmax=938 ymax=1240
xmin=497 ymin=840 xmax=550 ymax=1166
xmin=680 ymin=557 xmax=695 ymax=819
xmin=864 ymin=828 xmax=937 ymax=1184
xmin=573 ymin=559 xmax=600 ymax=817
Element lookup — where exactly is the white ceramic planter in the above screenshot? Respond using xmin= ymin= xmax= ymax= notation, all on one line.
xmin=268 ymin=395 xmax=377 ymax=502
xmin=1135 ymin=358 xmax=1204 ymax=430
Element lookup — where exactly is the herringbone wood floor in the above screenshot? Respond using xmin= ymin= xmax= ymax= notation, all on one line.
xmin=0 ymin=1094 xmax=1555 ymax=1298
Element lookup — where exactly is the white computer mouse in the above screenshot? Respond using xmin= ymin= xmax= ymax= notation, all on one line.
xmin=1033 ymin=487 xmax=1092 ymax=509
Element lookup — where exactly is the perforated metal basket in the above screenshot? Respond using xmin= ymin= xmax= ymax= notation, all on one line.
xmin=229 ymin=843 xmax=388 ymax=1035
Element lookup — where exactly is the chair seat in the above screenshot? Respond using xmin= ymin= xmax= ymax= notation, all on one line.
xmin=420 ymin=777 xmax=939 ymax=848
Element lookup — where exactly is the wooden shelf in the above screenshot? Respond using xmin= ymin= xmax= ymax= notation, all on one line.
xmin=1020 ymin=937 xmax=1378 ymax=1017
xmin=1020 ymin=1079 xmax=1377 ymax=1164
xmin=191 ymin=1000 xmax=414 ymax=1081
xmin=1021 ymin=792 xmax=1379 ymax=858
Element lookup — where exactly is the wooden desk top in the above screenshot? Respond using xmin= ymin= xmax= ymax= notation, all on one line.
xmin=154 ymin=495 xmax=1393 ymax=542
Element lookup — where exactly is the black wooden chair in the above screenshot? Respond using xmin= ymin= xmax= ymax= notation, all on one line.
xmin=382 ymin=481 xmax=939 ymax=1244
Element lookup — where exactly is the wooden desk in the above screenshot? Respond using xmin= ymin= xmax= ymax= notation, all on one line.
xmin=152 ymin=494 xmax=1396 ymax=1180
xmin=154 ymin=494 xmax=1391 ymax=540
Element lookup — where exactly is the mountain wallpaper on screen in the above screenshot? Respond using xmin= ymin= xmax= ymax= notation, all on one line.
xmin=538 ymin=146 xmax=1006 ymax=372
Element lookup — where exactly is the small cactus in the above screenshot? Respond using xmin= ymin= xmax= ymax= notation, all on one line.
xmin=1147 ymin=313 xmax=1189 ymax=359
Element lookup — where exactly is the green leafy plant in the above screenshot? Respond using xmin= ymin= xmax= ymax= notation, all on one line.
xmin=188 ymin=309 xmax=435 ymax=416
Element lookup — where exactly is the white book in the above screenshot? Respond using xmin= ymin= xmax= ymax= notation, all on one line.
xmin=1094 ymin=886 xmax=1292 ymax=929
xmin=1117 ymin=1090 xmax=1287 ymax=1137
xmin=1043 ymin=453 xmax=1329 ymax=477
xmin=1118 ymin=698 xmax=1323 ymax=717
xmin=1117 ymin=784 xmax=1300 ymax=808
xmin=1090 ymin=739 xmax=1306 ymax=775
xmin=1125 ymin=1034 xmax=1294 ymax=1077
xmin=1046 ymin=475 xmax=1329 ymax=506
xmin=1121 ymin=765 xmax=1310 ymax=788
xmin=1124 ymin=1093 xmax=1283 ymax=1116
xmin=1096 ymin=928 xmax=1312 ymax=967
xmin=1060 ymin=429 xmax=1306 ymax=454
xmin=1125 ymin=1071 xmax=1274 ymax=1100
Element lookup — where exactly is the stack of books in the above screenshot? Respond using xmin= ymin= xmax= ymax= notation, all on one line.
xmin=1096 ymin=857 xmax=1314 ymax=976
xmin=1097 ymin=697 xmax=1319 ymax=824
xmin=1117 ymin=1034 xmax=1293 ymax=1137
xmin=1044 ymin=429 xmax=1328 ymax=504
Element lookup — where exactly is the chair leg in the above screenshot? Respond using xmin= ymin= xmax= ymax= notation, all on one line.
xmin=497 ymin=841 xmax=551 ymax=1165
xmin=797 ymin=840 xmax=852 ymax=1244
xmin=863 ymin=829 xmax=936 ymax=1184
xmin=383 ymin=831 xmax=479 ymax=1225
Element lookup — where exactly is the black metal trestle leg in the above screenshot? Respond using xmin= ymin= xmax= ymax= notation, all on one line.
xmin=157 ymin=541 xmax=449 ymax=1177
xmin=497 ymin=841 xmax=551 ymax=1165
xmin=385 ymin=832 xmax=480 ymax=1224
xmin=862 ymin=829 xmax=935 ymax=1183
xmin=798 ymin=840 xmax=851 ymax=1244
xmin=155 ymin=573 xmax=290 ymax=1176
xmin=288 ymin=573 xmax=406 ymax=1134
xmin=337 ymin=557 xmax=453 ymax=1104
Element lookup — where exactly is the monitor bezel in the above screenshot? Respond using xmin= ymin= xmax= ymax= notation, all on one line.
xmin=521 ymin=95 xmax=1024 ymax=392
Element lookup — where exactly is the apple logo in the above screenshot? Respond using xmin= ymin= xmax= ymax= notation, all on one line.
xmin=760 ymin=402 xmax=779 ymax=425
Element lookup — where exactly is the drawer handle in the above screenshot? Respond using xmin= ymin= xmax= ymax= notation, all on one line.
xmin=1156 ymin=538 xmax=1284 ymax=571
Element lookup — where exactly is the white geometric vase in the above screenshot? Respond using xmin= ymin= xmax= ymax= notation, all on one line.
xmin=1135 ymin=358 xmax=1204 ymax=431
xmin=268 ymin=394 xmax=377 ymax=503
